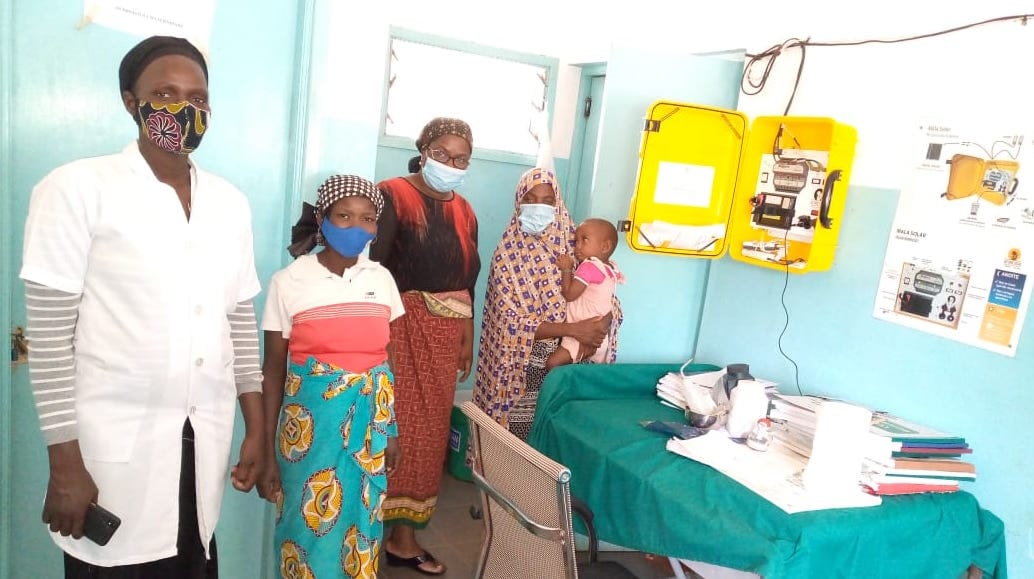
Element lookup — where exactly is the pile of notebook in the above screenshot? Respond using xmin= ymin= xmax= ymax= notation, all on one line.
xmin=862 ymin=412 xmax=974 ymax=495
xmin=769 ymin=394 xmax=975 ymax=496
xmin=655 ymin=368 xmax=778 ymax=414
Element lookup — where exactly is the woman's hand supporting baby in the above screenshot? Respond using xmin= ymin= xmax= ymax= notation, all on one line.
xmin=572 ymin=316 xmax=609 ymax=350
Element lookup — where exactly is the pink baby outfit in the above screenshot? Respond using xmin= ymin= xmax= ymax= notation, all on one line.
xmin=560 ymin=257 xmax=624 ymax=363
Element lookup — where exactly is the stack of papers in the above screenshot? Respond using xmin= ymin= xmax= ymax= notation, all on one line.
xmin=656 ymin=368 xmax=778 ymax=415
xmin=655 ymin=369 xmax=723 ymax=413
xmin=666 ymin=431 xmax=881 ymax=514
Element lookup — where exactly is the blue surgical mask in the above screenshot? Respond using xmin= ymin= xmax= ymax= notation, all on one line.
xmin=518 ymin=203 xmax=556 ymax=235
xmin=321 ymin=220 xmax=375 ymax=257
xmin=421 ymin=158 xmax=467 ymax=193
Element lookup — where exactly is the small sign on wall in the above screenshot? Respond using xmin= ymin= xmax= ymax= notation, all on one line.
xmin=80 ymin=0 xmax=216 ymax=53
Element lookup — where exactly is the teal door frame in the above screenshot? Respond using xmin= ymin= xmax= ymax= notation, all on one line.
xmin=1 ymin=0 xmax=15 ymax=572
xmin=564 ymin=63 xmax=606 ymax=221
xmin=282 ymin=0 xmax=317 ymax=265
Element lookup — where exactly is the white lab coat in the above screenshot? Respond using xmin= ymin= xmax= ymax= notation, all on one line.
xmin=20 ymin=142 xmax=260 ymax=566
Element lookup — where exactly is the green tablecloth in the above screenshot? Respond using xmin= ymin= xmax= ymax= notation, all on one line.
xmin=527 ymin=363 xmax=1007 ymax=579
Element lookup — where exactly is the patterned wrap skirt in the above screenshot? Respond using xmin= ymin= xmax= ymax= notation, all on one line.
xmin=382 ymin=292 xmax=464 ymax=528
xmin=275 ymin=357 xmax=397 ymax=579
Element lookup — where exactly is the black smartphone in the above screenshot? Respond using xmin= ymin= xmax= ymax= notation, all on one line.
xmin=83 ymin=503 xmax=121 ymax=546
xmin=639 ymin=420 xmax=707 ymax=440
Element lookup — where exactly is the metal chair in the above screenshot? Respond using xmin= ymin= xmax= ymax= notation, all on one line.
xmin=461 ymin=401 xmax=637 ymax=579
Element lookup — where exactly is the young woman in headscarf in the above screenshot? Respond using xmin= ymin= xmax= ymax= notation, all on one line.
xmin=370 ymin=117 xmax=480 ymax=575
xmin=474 ymin=167 xmax=621 ymax=440
xmin=259 ymin=175 xmax=403 ymax=578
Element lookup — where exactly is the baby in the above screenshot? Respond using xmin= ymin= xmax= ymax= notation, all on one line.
xmin=547 ymin=218 xmax=625 ymax=369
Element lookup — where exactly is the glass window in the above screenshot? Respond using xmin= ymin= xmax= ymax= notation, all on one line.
xmin=384 ymin=35 xmax=552 ymax=157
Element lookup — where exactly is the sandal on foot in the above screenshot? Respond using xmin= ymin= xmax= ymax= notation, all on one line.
xmin=385 ymin=550 xmax=446 ymax=576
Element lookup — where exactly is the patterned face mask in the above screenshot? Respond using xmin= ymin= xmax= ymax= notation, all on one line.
xmin=137 ymin=100 xmax=209 ymax=154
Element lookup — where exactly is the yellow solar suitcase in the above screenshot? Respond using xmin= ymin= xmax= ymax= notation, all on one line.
xmin=624 ymin=101 xmax=857 ymax=273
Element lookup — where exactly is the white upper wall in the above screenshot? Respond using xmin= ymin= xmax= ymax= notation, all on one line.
xmin=730 ymin=4 xmax=1034 ymax=188
xmin=378 ymin=0 xmax=1032 ymax=56
xmin=370 ymin=0 xmax=1033 ymax=181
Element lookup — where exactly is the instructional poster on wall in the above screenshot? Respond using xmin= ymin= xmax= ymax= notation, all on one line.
xmin=873 ymin=122 xmax=1033 ymax=356
xmin=82 ymin=0 xmax=216 ymax=52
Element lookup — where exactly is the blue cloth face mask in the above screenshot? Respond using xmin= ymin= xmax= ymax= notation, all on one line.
xmin=421 ymin=158 xmax=467 ymax=193
xmin=518 ymin=203 xmax=556 ymax=235
xmin=321 ymin=220 xmax=375 ymax=257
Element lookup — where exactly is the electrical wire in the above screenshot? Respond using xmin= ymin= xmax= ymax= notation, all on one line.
xmin=776 ymin=227 xmax=804 ymax=396
xmin=741 ymin=14 xmax=1033 ymax=115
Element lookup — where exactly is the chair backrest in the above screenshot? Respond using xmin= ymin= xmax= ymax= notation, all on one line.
xmin=461 ymin=401 xmax=580 ymax=579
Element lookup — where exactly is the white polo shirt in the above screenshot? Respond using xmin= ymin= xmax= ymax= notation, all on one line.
xmin=20 ymin=142 xmax=260 ymax=566
xmin=263 ymin=254 xmax=405 ymax=372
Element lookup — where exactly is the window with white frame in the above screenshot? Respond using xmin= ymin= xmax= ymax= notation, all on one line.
xmin=383 ymin=34 xmax=553 ymax=157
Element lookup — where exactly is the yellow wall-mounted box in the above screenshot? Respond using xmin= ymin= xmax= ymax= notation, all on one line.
xmin=625 ymin=101 xmax=857 ymax=273
xmin=625 ymin=101 xmax=749 ymax=259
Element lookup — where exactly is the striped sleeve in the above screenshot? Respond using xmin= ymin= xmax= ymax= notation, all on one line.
xmin=24 ymin=281 xmax=80 ymax=445
xmin=230 ymin=300 xmax=262 ymax=395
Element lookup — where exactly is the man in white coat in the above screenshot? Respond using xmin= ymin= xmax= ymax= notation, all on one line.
xmin=20 ymin=35 xmax=264 ymax=578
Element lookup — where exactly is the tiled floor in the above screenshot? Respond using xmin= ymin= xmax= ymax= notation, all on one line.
xmin=378 ymin=469 xmax=699 ymax=578
xmin=379 ymin=470 xmax=483 ymax=578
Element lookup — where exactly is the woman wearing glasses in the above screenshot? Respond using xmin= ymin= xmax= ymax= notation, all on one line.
xmin=370 ymin=117 xmax=480 ymax=575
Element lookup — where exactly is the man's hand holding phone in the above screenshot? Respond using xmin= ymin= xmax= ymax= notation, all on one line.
xmin=43 ymin=441 xmax=122 ymax=545
xmin=42 ymin=441 xmax=98 ymax=539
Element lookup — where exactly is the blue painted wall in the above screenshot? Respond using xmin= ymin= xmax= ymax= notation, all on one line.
xmin=695 ymin=185 xmax=1033 ymax=577
xmin=589 ymin=47 xmax=744 ymax=362
xmin=0 ymin=0 xmax=14 ymax=574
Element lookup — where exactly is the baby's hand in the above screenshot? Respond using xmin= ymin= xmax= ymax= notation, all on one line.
xmin=557 ymin=254 xmax=575 ymax=271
